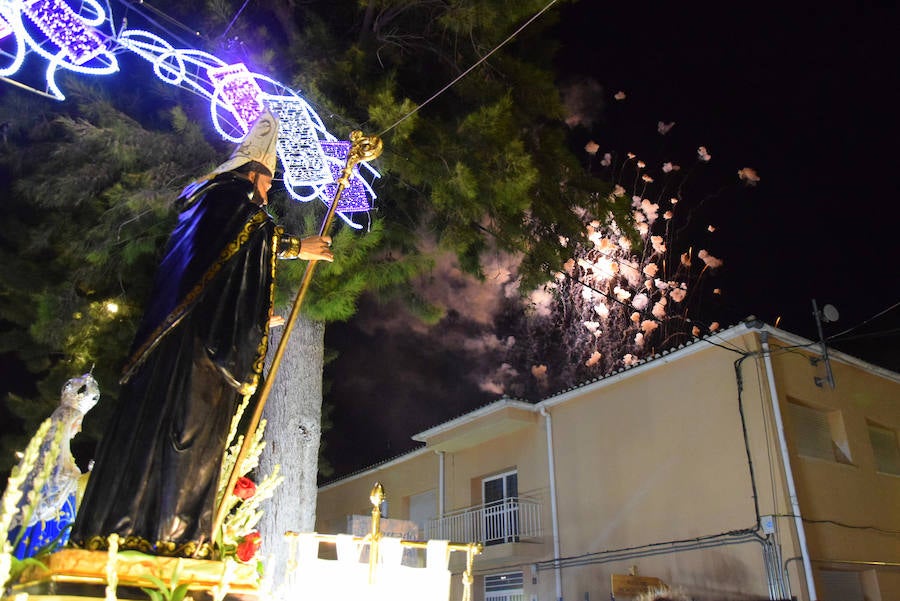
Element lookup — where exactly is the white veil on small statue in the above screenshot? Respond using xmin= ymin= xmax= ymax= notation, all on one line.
xmin=5 ymin=373 xmax=99 ymax=559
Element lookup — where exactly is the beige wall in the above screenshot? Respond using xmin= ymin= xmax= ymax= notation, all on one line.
xmin=543 ymin=340 xmax=772 ymax=599
xmin=443 ymin=425 xmax=549 ymax=509
xmin=316 ymin=327 xmax=900 ymax=601
xmin=768 ymin=341 xmax=900 ymax=597
xmin=317 ymin=449 xmax=439 ymax=535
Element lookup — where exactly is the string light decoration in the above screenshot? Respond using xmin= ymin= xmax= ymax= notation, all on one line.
xmin=117 ymin=29 xmax=256 ymax=138
xmin=0 ymin=12 xmax=12 ymax=40
xmin=0 ymin=7 xmax=26 ymax=78
xmin=207 ymin=62 xmax=267 ymax=132
xmin=265 ymin=95 xmax=340 ymax=194
xmin=0 ymin=0 xmax=119 ymax=98
xmin=22 ymin=0 xmax=104 ymax=64
xmin=319 ymin=141 xmax=377 ymax=213
xmin=0 ymin=0 xmax=380 ymax=225
xmin=117 ymin=28 xmax=379 ymax=226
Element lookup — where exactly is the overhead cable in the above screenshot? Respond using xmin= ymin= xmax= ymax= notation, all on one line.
xmin=378 ymin=0 xmax=561 ymax=137
xmin=828 ymin=299 xmax=900 ymax=341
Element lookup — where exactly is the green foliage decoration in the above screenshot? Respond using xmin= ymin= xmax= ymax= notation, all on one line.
xmin=139 ymin=561 xmax=190 ymax=601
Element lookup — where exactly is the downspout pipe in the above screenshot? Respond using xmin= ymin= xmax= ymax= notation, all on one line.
xmin=540 ymin=406 xmax=563 ymax=601
xmin=437 ymin=451 xmax=445 ymax=538
xmin=760 ymin=332 xmax=818 ymax=601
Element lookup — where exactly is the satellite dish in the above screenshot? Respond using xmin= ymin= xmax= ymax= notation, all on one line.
xmin=822 ymin=304 xmax=840 ymax=323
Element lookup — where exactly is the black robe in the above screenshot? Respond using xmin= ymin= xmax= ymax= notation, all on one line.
xmin=71 ymin=174 xmax=280 ymax=558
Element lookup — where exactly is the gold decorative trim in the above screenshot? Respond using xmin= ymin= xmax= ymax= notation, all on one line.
xmin=121 ymin=209 xmax=270 ymax=384
xmin=249 ymin=224 xmax=281 ymax=379
xmin=237 ymin=376 xmax=259 ymax=397
xmin=276 ymin=226 xmax=302 ymax=259
xmin=72 ymin=535 xmax=213 ymax=559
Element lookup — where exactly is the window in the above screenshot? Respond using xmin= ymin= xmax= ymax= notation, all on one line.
xmin=483 ymin=471 xmax=519 ymax=545
xmin=485 ymin=572 xmax=524 ymax=601
xmin=867 ymin=421 xmax=900 ymax=475
xmin=787 ymin=401 xmax=852 ymax=464
xmin=819 ymin=569 xmax=864 ymax=601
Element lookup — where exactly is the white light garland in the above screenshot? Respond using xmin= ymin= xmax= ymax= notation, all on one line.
xmin=0 ymin=0 xmax=380 ymax=224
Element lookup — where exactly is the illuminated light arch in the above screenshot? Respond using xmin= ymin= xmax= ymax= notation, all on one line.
xmin=23 ymin=0 xmax=105 ymax=64
xmin=263 ymin=94 xmax=333 ymax=188
xmin=0 ymin=9 xmax=26 ymax=77
xmin=0 ymin=0 xmax=119 ymax=99
xmin=116 ymin=30 xmax=219 ymax=92
xmin=0 ymin=11 xmax=13 ymax=40
xmin=0 ymin=0 xmax=379 ymax=227
xmin=207 ymin=63 xmax=266 ymax=132
xmin=116 ymin=29 xmax=378 ymax=226
xmin=66 ymin=0 xmax=106 ymax=28
xmin=319 ymin=141 xmax=378 ymax=213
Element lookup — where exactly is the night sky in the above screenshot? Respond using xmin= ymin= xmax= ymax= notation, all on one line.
xmin=321 ymin=1 xmax=900 ymax=478
xmin=0 ymin=2 xmax=896 ymax=480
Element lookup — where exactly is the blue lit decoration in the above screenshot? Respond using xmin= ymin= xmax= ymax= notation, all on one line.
xmin=207 ymin=63 xmax=268 ymax=132
xmin=0 ymin=0 xmax=378 ymax=227
xmin=320 ymin=141 xmax=377 ymax=213
xmin=0 ymin=11 xmax=13 ymax=41
xmin=267 ymin=96 xmax=375 ymax=214
xmin=0 ymin=0 xmax=118 ymax=98
xmin=23 ymin=0 xmax=104 ymax=64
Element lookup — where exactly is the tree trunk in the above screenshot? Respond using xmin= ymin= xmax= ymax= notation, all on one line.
xmin=358 ymin=1 xmax=377 ymax=44
xmin=258 ymin=314 xmax=324 ymax=585
xmin=260 ymin=0 xmax=302 ymax=47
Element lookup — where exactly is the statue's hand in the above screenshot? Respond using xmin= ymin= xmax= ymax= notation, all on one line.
xmin=299 ymin=235 xmax=334 ymax=262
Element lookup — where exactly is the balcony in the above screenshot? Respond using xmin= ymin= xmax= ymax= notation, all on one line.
xmin=424 ymin=497 xmax=542 ymax=545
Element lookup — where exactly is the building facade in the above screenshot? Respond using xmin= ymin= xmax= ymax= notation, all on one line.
xmin=316 ymin=323 xmax=900 ymax=601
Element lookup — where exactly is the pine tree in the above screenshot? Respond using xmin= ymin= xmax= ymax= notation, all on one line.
xmin=0 ymin=86 xmax=219 ymax=474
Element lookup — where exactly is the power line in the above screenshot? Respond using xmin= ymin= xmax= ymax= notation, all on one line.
xmin=378 ymin=0 xmax=561 ymax=137
xmin=218 ymin=0 xmax=251 ymax=40
xmin=829 ymin=327 xmax=900 ymax=343
xmin=828 ymin=299 xmax=900 ymax=342
xmin=113 ymin=0 xmax=204 ymax=48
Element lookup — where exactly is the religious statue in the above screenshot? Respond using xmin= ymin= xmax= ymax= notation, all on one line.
xmin=7 ymin=373 xmax=99 ymax=559
xmin=70 ymin=110 xmax=334 ymax=558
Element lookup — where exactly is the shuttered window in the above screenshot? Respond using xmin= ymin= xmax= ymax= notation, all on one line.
xmin=787 ymin=401 xmax=852 ymax=464
xmin=868 ymin=422 xmax=900 ymax=475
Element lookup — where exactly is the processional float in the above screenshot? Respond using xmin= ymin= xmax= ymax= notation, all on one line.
xmin=0 ymin=0 xmax=482 ymax=599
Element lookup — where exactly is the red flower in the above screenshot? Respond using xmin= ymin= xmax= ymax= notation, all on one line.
xmin=236 ymin=532 xmax=261 ymax=562
xmin=233 ymin=477 xmax=256 ymax=500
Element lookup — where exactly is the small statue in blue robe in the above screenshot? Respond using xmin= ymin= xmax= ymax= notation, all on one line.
xmin=7 ymin=373 xmax=99 ymax=558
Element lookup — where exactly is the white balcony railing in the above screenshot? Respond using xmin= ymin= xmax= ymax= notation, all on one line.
xmin=424 ymin=498 xmax=542 ymax=545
